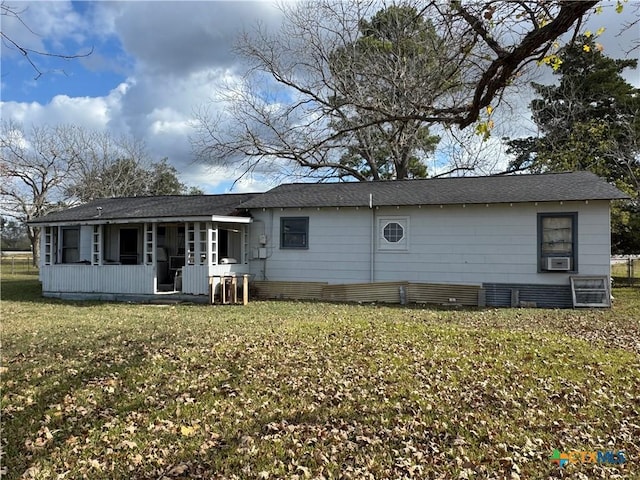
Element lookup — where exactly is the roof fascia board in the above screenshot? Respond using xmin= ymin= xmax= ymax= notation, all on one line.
xmin=247 ymin=199 xmax=608 ymax=210
xmin=211 ymin=215 xmax=253 ymax=223
xmin=30 ymin=215 xmax=252 ymax=227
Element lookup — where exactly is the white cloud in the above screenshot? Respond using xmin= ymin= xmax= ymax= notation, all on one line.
xmin=0 ymin=80 xmax=135 ymax=128
xmin=1 ymin=0 xmax=275 ymax=193
xmin=1 ymin=1 xmax=88 ymax=55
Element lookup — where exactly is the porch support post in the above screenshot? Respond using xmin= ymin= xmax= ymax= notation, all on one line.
xmin=243 ymin=274 xmax=249 ymax=305
xmin=92 ymin=225 xmax=103 ymax=265
xmin=241 ymin=224 xmax=248 ymax=265
xmin=144 ymin=222 xmax=157 ymax=293
xmin=208 ymin=223 xmax=218 ymax=266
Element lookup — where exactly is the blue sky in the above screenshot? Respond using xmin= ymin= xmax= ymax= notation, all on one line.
xmin=2 ymin=2 xmax=129 ymax=102
xmin=1 ymin=1 xmax=639 ymax=194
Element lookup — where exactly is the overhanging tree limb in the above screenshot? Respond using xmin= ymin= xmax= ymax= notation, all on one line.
xmin=459 ymin=0 xmax=598 ymax=128
xmin=193 ymin=0 xmax=604 ymax=182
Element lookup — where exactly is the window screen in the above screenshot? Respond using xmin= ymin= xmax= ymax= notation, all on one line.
xmin=280 ymin=217 xmax=308 ymax=249
xmin=61 ymin=227 xmax=80 ymax=263
xmin=538 ymin=213 xmax=577 ymax=272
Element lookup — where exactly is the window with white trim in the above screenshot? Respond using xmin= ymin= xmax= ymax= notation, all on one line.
xmin=44 ymin=226 xmax=55 ymax=265
xmin=378 ymin=216 xmax=409 ymax=251
xmin=383 ymin=222 xmax=404 ymax=243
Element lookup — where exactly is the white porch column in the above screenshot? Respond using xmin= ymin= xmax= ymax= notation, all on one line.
xmin=143 ymin=223 xmax=156 ymax=265
xmin=208 ymin=223 xmax=218 ymax=265
xmin=92 ymin=225 xmax=103 ymax=265
xmin=242 ymin=224 xmax=248 ymax=264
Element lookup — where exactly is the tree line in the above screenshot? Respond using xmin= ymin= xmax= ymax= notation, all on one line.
xmin=0 ymin=123 xmax=201 ymax=264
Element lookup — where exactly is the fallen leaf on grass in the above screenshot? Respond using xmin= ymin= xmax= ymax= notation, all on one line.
xmin=180 ymin=425 xmax=198 ymax=437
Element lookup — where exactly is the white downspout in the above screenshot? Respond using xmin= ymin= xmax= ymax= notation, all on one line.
xmin=370 ymin=193 xmax=375 ymax=282
xmin=265 ymin=209 xmax=273 ymax=280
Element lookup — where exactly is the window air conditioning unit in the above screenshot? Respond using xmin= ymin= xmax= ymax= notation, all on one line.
xmin=546 ymin=257 xmax=571 ymax=271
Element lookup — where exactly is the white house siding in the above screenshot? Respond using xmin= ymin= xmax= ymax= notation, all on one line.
xmin=181 ymin=265 xmax=208 ymax=295
xmin=40 ymin=265 xmax=155 ymax=294
xmin=248 ymin=208 xmax=373 ymax=283
xmin=248 ymin=200 xmax=611 ymax=286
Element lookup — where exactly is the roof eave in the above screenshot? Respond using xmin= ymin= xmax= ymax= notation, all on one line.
xmin=29 ymin=214 xmax=253 ymax=227
xmin=245 ymin=197 xmax=628 ymax=209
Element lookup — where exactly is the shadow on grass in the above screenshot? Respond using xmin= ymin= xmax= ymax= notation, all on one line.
xmin=255 ymin=297 xmax=484 ymax=313
xmin=612 ymin=276 xmax=639 ymax=288
xmin=1 ymin=275 xmax=112 ymax=307
xmin=1 ymin=275 xmax=47 ymax=303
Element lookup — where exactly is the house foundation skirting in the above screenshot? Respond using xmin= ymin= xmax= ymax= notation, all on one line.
xmin=483 ymin=283 xmax=573 ymax=309
xmin=42 ymin=291 xmax=210 ymax=304
xmin=252 ymin=281 xmax=484 ymax=306
xmin=42 ymin=282 xmax=576 ymax=309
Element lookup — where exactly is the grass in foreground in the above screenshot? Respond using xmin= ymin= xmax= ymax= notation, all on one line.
xmin=2 ymin=274 xmax=639 ymax=479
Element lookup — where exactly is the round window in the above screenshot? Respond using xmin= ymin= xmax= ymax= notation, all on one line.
xmin=383 ymin=222 xmax=404 ymax=243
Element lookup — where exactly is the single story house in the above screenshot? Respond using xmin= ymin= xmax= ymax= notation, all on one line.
xmin=29 ymin=171 xmax=629 ymax=307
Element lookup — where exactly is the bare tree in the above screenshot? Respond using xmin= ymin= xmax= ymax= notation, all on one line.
xmin=0 ymin=123 xmax=83 ymax=264
xmin=192 ymin=0 xmax=599 ymax=182
xmin=63 ymin=130 xmax=153 ymax=202
xmin=618 ymin=3 xmax=640 ymax=55
xmin=1 ymin=123 xmax=194 ymax=265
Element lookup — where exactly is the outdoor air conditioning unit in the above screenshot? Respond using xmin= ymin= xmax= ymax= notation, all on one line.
xmin=546 ymin=257 xmax=571 ymax=271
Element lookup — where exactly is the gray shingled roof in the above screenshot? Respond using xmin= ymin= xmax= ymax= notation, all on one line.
xmin=29 ymin=172 xmax=629 ymax=224
xmin=30 ymin=194 xmax=256 ymax=224
xmin=238 ymin=172 xmax=629 ymax=209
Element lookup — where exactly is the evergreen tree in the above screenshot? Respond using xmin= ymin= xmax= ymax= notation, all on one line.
xmin=328 ymin=5 xmax=446 ymax=180
xmin=506 ymin=35 xmax=640 ymax=253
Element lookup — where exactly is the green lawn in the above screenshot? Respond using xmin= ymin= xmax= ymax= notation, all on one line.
xmin=2 ymin=273 xmax=639 ymax=479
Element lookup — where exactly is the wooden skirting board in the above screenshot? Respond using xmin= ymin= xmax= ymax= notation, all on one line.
xmin=251 ymin=281 xmax=327 ymax=301
xmin=252 ymin=280 xmax=482 ymax=306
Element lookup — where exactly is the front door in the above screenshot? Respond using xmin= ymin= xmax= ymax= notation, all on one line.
xmin=119 ymin=228 xmax=139 ymax=264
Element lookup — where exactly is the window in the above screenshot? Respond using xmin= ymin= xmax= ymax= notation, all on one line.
xmin=383 ymin=222 xmax=404 ymax=243
xmin=538 ymin=213 xmax=577 ymax=272
xmin=570 ymin=276 xmax=610 ymax=307
xmin=280 ymin=217 xmax=308 ymax=249
xmin=44 ymin=226 xmax=56 ymax=265
xmin=378 ymin=217 xmax=409 ymax=251
xmin=61 ymin=227 xmax=80 ymax=263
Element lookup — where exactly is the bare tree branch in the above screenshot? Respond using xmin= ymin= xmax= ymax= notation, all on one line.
xmin=1 ymin=1 xmax=93 ymax=80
